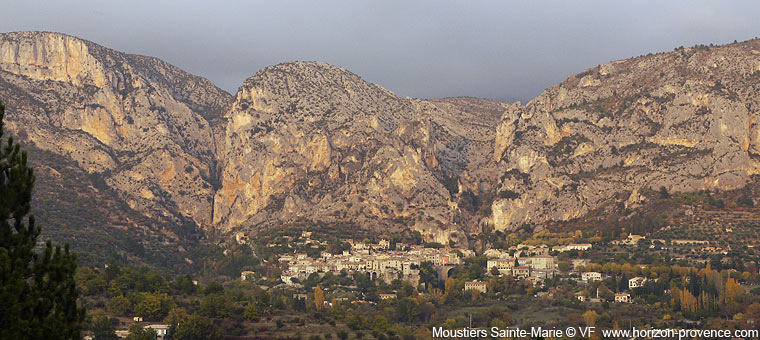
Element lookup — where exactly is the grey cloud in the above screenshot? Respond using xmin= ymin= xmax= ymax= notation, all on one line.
xmin=1 ymin=0 xmax=759 ymax=102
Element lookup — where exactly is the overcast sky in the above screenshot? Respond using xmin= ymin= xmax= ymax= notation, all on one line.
xmin=2 ymin=1 xmax=760 ymax=102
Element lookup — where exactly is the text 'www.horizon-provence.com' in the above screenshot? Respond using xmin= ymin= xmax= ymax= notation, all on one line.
xmin=432 ymin=326 xmax=759 ymax=339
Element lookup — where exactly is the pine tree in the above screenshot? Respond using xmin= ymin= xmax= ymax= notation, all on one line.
xmin=126 ymin=324 xmax=158 ymax=340
xmin=618 ymin=273 xmax=628 ymax=292
xmin=0 ymin=99 xmax=85 ymax=339
xmin=92 ymin=314 xmax=119 ymax=340
xmin=166 ymin=315 xmax=222 ymax=340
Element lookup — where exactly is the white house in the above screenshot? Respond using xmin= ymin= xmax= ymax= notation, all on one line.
xmin=628 ymin=277 xmax=647 ymax=288
xmin=144 ymin=324 xmax=170 ymax=339
xmin=240 ymin=270 xmax=255 ymax=280
xmin=557 ymin=243 xmax=592 ymax=252
xmin=582 ymin=272 xmax=602 ymax=282
xmin=614 ymin=293 xmax=631 ymax=303
xmin=459 ymin=249 xmax=476 ymax=258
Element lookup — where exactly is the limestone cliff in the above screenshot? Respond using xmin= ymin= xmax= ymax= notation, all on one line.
xmin=213 ymin=62 xmax=500 ymax=244
xmin=0 ymin=32 xmax=233 ymax=265
xmin=3 ymin=31 xmax=758 ymax=258
xmin=0 ymin=33 xmax=503 ymax=251
xmin=490 ymin=41 xmax=760 ymax=230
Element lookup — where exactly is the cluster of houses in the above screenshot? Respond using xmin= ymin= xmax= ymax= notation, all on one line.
xmin=573 ymin=276 xmax=649 ymax=304
xmin=466 ymin=242 xmax=650 ymax=304
xmin=272 ymin=233 xmax=653 ymax=304
xmin=611 ymin=233 xmax=647 ymax=246
xmin=613 ymin=232 xmax=736 ymax=266
xmin=465 ymin=243 xmax=589 ymax=294
xmin=277 ymin=236 xmax=475 ymax=287
xmin=483 ymin=243 xmax=591 ymax=285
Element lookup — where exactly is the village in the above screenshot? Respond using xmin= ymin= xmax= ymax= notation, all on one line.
xmin=266 ymin=231 xmax=664 ymax=306
xmin=273 ymin=231 xmax=473 ymax=288
xmin=76 ymin=226 xmax=760 ymax=340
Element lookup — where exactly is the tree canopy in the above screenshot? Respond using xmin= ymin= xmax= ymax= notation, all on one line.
xmin=0 ymin=99 xmax=85 ymax=339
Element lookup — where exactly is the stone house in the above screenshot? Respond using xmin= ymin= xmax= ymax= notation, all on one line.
xmin=464 ymin=281 xmax=488 ymax=294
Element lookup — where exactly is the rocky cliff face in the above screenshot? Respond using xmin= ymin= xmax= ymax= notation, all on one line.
xmin=0 ymin=32 xmax=504 ymax=251
xmin=0 ymin=32 xmax=232 ymax=230
xmin=213 ymin=62 xmax=504 ymax=244
xmin=2 ymin=31 xmax=758 ymax=257
xmin=0 ymin=32 xmax=235 ymax=267
xmin=490 ymin=41 xmax=760 ymax=230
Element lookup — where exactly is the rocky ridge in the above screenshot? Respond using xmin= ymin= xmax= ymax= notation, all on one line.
xmin=0 ymin=32 xmax=503 ymax=255
xmin=1 ymin=31 xmax=758 ymax=263
xmin=490 ymin=42 xmax=760 ymax=230
xmin=0 ymin=32 xmax=233 ymax=265
xmin=213 ymin=62 xmax=506 ymax=244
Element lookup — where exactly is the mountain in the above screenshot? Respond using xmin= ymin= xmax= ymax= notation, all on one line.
xmin=0 ymin=32 xmax=505 ymax=266
xmin=489 ymin=42 xmax=760 ymax=230
xmin=0 ymin=31 xmax=233 ymax=267
xmin=212 ymin=62 xmax=505 ymax=244
xmin=1 ymin=31 xmax=758 ymax=266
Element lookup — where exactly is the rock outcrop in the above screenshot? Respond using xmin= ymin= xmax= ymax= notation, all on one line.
xmin=490 ymin=42 xmax=760 ymax=230
xmin=0 ymin=32 xmax=233 ymax=229
xmin=0 ymin=33 xmax=504 ymax=252
xmin=2 ymin=31 xmax=759 ymax=259
xmin=213 ymin=62 xmax=502 ymax=244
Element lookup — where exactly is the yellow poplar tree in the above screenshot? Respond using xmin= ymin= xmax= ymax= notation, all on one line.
xmin=314 ymin=285 xmax=325 ymax=310
xmin=444 ymin=278 xmax=455 ymax=299
xmin=725 ymin=277 xmax=740 ymax=304
xmin=680 ymin=289 xmax=697 ymax=313
xmin=582 ymin=310 xmax=599 ymax=327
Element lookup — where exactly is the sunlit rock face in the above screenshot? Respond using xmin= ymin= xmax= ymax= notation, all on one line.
xmin=213 ymin=62 xmax=500 ymax=243
xmin=490 ymin=41 xmax=760 ymax=230
xmin=0 ymin=31 xmax=232 ymax=227
xmin=0 ymin=34 xmax=504 ymax=244
xmin=6 ymin=31 xmax=757 ymax=245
